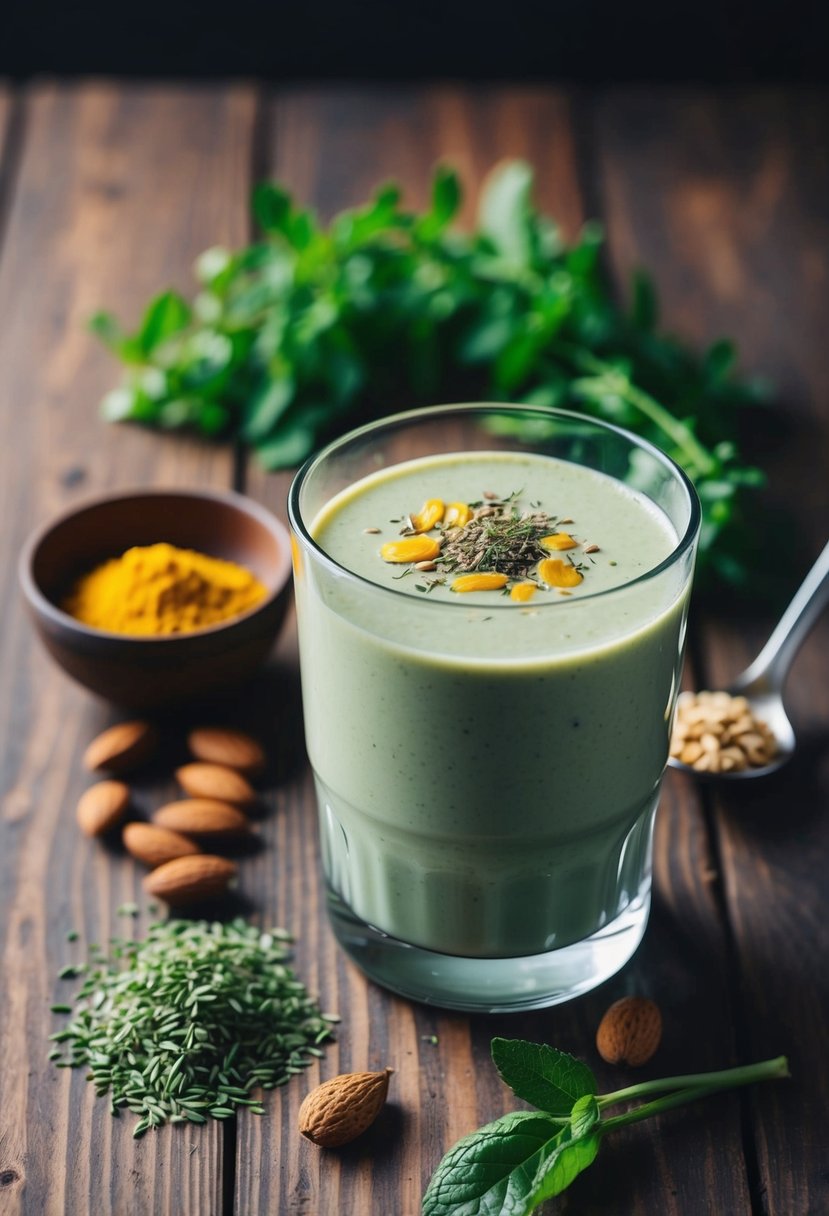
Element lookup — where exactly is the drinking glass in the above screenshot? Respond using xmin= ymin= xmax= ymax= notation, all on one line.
xmin=288 ymin=405 xmax=700 ymax=1011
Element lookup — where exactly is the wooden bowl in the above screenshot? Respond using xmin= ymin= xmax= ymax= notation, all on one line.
xmin=19 ymin=488 xmax=292 ymax=709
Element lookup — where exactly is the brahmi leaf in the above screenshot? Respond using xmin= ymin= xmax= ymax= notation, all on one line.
xmin=491 ymin=1038 xmax=597 ymax=1116
xmin=422 ymin=1110 xmax=564 ymax=1216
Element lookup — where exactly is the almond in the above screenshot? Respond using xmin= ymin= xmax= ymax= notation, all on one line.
xmin=175 ymin=763 xmax=256 ymax=806
xmin=153 ymin=798 xmax=250 ymax=838
xmin=187 ymin=727 xmax=265 ymax=775
xmin=76 ymin=780 xmax=130 ymax=836
xmin=123 ymin=821 xmax=202 ymax=868
xmin=143 ymin=854 xmax=237 ymax=905
xmin=298 ymin=1068 xmax=393 ymax=1148
xmin=83 ymin=721 xmax=157 ymax=774
xmin=596 ymin=996 xmax=662 ymax=1067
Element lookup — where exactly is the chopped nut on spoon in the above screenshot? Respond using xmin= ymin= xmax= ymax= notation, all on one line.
xmin=670 ymin=690 xmax=777 ymax=773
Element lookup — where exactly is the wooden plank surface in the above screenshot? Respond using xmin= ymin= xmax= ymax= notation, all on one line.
xmin=0 ymin=81 xmax=256 ymax=1215
xmin=594 ymin=89 xmax=829 ymax=1215
xmin=239 ymin=85 xmax=752 ymax=1216
xmin=0 ymin=80 xmax=826 ymax=1216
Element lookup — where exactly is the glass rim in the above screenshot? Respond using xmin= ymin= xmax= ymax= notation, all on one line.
xmin=288 ymin=403 xmax=701 ymax=611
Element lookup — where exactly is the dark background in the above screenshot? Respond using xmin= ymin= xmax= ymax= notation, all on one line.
xmin=5 ymin=0 xmax=828 ymax=80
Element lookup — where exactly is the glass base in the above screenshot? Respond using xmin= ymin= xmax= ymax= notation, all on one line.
xmin=326 ymin=881 xmax=651 ymax=1013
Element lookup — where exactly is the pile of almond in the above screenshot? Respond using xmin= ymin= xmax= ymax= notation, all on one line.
xmin=670 ymin=690 xmax=777 ymax=773
xmin=77 ymin=722 xmax=266 ymax=905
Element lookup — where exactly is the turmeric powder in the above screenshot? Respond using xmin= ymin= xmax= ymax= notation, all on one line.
xmin=63 ymin=542 xmax=267 ymax=636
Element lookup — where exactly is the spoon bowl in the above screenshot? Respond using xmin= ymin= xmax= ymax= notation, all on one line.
xmin=669 ymin=538 xmax=829 ymax=781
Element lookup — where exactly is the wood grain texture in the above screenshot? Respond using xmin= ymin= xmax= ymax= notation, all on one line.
xmin=237 ymin=86 xmax=750 ymax=1216
xmin=1 ymin=81 xmax=824 ymax=1216
xmin=594 ymin=89 xmax=829 ymax=1215
xmin=0 ymin=81 xmax=257 ymax=1215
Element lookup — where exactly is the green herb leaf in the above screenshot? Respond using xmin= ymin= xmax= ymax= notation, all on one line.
xmin=491 ymin=1038 xmax=597 ymax=1116
xmin=137 ymin=291 xmax=191 ymax=357
xmin=528 ymin=1123 xmax=601 ymax=1206
xmin=478 ymin=160 xmax=535 ymax=267
xmin=568 ymin=1093 xmax=600 ymax=1139
xmin=421 ymin=1110 xmax=564 ymax=1216
xmin=423 ymin=1040 xmax=788 ymax=1215
xmin=252 ymin=183 xmax=293 ymax=236
xmin=93 ymin=160 xmax=775 ymax=593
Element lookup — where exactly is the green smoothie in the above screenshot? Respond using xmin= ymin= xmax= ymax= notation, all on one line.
xmin=294 ymin=450 xmax=688 ymax=959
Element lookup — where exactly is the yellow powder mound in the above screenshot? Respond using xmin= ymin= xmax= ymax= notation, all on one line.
xmin=63 ymin=542 xmax=267 ymax=636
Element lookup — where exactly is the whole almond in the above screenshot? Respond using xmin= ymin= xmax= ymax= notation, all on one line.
xmin=76 ymin=780 xmax=130 ymax=836
xmin=83 ymin=721 xmax=157 ymax=774
xmin=154 ymin=799 xmax=250 ymax=838
xmin=143 ymin=854 xmax=237 ymax=905
xmin=187 ymin=727 xmax=265 ymax=775
xmin=596 ymin=996 xmax=662 ymax=1067
xmin=298 ymin=1068 xmax=393 ymax=1148
xmin=175 ymin=763 xmax=256 ymax=806
xmin=123 ymin=821 xmax=202 ymax=868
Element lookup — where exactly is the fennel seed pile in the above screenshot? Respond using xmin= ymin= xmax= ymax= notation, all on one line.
xmin=49 ymin=917 xmax=337 ymax=1137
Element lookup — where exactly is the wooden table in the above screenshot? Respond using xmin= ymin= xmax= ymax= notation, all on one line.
xmin=0 ymin=82 xmax=827 ymax=1216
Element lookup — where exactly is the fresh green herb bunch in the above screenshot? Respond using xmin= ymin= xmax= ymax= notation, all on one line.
xmin=91 ymin=161 xmax=767 ymax=588
xmin=49 ymin=917 xmax=337 ymax=1138
xmin=423 ymin=1038 xmax=788 ymax=1215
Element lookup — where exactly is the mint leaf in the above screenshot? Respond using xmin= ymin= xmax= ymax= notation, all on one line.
xmin=423 ymin=1044 xmax=788 ymax=1216
xmin=422 ymin=1110 xmax=563 ymax=1216
xmin=529 ymin=1125 xmax=601 ymax=1206
xmin=491 ymin=1038 xmax=596 ymax=1116
xmin=567 ymin=1094 xmax=599 ymax=1139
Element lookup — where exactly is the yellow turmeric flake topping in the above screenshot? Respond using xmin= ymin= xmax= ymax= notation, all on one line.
xmin=63 ymin=542 xmax=267 ymax=636
xmin=380 ymin=537 xmax=441 ymax=564
xmin=509 ymin=582 xmax=537 ymax=603
xmin=537 ymin=558 xmax=584 ymax=589
xmin=443 ymin=502 xmax=472 ymax=529
xmin=451 ymin=572 xmax=509 ymax=593
xmin=409 ymin=499 xmax=445 ymax=533
xmin=541 ymin=532 xmax=578 ymax=552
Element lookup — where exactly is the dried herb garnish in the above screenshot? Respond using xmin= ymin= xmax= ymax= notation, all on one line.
xmin=382 ymin=493 xmax=591 ymax=596
xmin=49 ymin=917 xmax=337 ymax=1137
xmin=438 ymin=501 xmax=557 ymax=581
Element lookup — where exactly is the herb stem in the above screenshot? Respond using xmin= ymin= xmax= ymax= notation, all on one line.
xmin=600 ymin=1084 xmax=723 ymax=1132
xmin=598 ymin=1055 xmax=789 ymax=1108
xmin=552 ymin=340 xmax=718 ymax=476
xmin=598 ymin=1055 xmax=789 ymax=1130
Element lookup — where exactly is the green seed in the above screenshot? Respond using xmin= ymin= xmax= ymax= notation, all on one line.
xmin=49 ymin=916 xmax=335 ymax=1137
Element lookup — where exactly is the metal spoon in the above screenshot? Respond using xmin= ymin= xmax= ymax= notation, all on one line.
xmin=669 ymin=538 xmax=829 ymax=779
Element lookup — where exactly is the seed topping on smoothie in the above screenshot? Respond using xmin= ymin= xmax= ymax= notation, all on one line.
xmin=378 ymin=490 xmax=599 ymax=598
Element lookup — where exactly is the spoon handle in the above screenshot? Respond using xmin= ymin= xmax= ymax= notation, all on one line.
xmin=735 ymin=538 xmax=829 ymax=693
